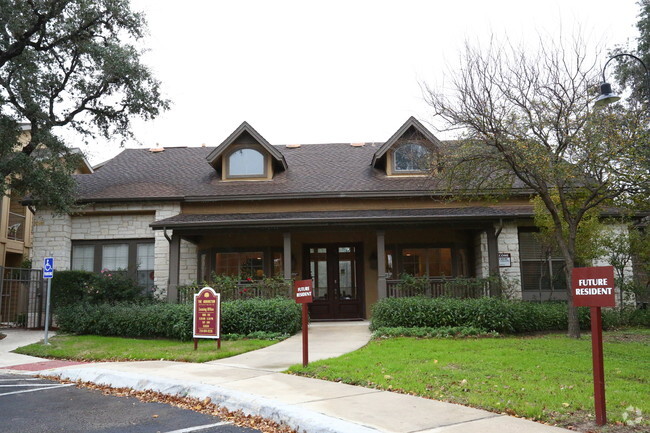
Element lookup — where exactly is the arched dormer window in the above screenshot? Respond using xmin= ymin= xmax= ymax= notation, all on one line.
xmin=227 ymin=147 xmax=266 ymax=178
xmin=393 ymin=142 xmax=430 ymax=173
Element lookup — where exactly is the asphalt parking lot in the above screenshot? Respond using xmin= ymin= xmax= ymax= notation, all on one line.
xmin=0 ymin=374 xmax=261 ymax=433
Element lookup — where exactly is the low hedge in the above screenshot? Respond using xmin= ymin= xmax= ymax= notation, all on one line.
xmin=56 ymin=298 xmax=302 ymax=341
xmin=370 ymin=297 xmax=649 ymax=334
xmin=372 ymin=326 xmax=497 ymax=339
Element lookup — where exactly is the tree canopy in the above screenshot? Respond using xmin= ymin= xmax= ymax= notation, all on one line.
xmin=611 ymin=0 xmax=650 ymax=106
xmin=425 ymin=35 xmax=649 ymax=337
xmin=0 ymin=0 xmax=169 ymax=211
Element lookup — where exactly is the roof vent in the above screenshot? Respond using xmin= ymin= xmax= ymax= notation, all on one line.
xmin=286 ymin=144 xmax=301 ymax=149
xmin=201 ymin=143 xmax=207 ymax=147
xmin=350 ymin=142 xmax=365 ymax=147
xmin=148 ymin=146 xmax=165 ymax=153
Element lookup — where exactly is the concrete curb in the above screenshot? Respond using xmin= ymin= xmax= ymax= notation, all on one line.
xmin=45 ymin=367 xmax=382 ymax=433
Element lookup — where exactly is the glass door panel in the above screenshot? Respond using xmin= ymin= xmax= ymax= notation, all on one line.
xmin=305 ymin=244 xmax=364 ymax=320
xmin=309 ymin=247 xmax=329 ymax=300
xmin=338 ymin=247 xmax=357 ymax=300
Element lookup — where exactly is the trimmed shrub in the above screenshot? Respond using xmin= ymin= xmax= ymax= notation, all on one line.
xmin=372 ymin=326 xmax=497 ymax=339
xmin=55 ymin=298 xmax=301 ymax=341
xmin=52 ymin=270 xmax=150 ymax=307
xmin=51 ymin=270 xmax=98 ymax=308
xmin=370 ymin=297 xmax=599 ymax=334
xmin=221 ymin=298 xmax=302 ymax=335
xmin=178 ymin=275 xmax=292 ymax=303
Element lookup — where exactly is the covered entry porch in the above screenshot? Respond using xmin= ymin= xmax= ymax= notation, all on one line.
xmin=153 ymin=208 xmax=505 ymax=320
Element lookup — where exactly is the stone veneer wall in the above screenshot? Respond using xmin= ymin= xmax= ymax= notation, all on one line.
xmin=31 ymin=202 xmax=197 ymax=299
xmin=179 ymin=239 xmax=198 ymax=287
xmin=495 ymin=221 xmax=523 ymax=298
xmin=31 ymin=211 xmax=72 ymax=270
xmin=474 ymin=231 xmax=489 ymax=278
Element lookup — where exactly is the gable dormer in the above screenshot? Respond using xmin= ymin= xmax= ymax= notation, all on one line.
xmin=371 ymin=116 xmax=442 ymax=176
xmin=206 ymin=121 xmax=287 ymax=181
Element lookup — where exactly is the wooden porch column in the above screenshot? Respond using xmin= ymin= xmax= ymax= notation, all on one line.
xmin=377 ymin=230 xmax=387 ymax=299
xmin=167 ymin=232 xmax=181 ymax=303
xmin=283 ymin=232 xmax=292 ymax=280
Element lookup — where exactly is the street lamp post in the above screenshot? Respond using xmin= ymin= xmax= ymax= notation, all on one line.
xmin=594 ymin=53 xmax=649 ymax=107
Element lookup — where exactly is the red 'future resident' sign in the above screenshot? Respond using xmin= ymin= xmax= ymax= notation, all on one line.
xmin=294 ymin=279 xmax=313 ymax=304
xmin=571 ymin=266 xmax=616 ymax=308
xmin=193 ymin=287 xmax=220 ymax=339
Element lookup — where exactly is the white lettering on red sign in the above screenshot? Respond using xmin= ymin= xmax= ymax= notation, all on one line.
xmin=575 ymin=287 xmax=613 ymax=296
xmin=578 ymin=279 xmax=608 ymax=286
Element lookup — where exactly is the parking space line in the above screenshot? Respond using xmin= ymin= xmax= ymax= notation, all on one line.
xmin=163 ymin=421 xmax=232 ymax=433
xmin=0 ymin=383 xmax=75 ymax=397
xmin=0 ymin=378 xmax=40 ymax=381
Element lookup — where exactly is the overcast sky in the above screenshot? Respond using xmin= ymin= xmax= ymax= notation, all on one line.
xmin=70 ymin=0 xmax=642 ymax=165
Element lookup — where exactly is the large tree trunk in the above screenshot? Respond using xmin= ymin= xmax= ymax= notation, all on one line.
xmin=564 ymin=259 xmax=581 ymax=338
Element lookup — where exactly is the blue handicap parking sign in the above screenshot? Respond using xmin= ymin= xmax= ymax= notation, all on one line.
xmin=43 ymin=257 xmax=54 ymax=279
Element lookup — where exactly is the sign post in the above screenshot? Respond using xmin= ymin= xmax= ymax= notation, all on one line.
xmin=193 ymin=287 xmax=221 ymax=350
xmin=294 ymin=279 xmax=313 ymax=367
xmin=571 ymin=266 xmax=616 ymax=426
xmin=43 ymin=257 xmax=54 ymax=345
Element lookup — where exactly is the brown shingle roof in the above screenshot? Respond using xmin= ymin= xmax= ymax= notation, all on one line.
xmin=74 ymin=143 xmax=529 ymax=202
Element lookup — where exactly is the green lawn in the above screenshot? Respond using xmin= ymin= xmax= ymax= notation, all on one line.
xmin=15 ymin=335 xmax=277 ymax=363
xmin=288 ymin=329 xmax=649 ymax=428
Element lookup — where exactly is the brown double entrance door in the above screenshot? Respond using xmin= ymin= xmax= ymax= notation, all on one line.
xmin=303 ymin=243 xmax=364 ymax=320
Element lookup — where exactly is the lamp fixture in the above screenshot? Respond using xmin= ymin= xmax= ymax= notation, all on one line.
xmin=595 ymin=53 xmax=649 ymax=107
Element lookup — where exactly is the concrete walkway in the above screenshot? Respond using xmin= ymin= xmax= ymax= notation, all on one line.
xmin=0 ymin=324 xmax=572 ymax=433
xmin=0 ymin=328 xmax=53 ymax=368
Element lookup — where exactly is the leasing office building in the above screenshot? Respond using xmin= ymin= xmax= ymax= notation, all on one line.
xmin=30 ymin=117 xmax=625 ymax=319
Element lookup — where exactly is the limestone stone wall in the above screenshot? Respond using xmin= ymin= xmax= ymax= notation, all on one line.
xmin=495 ymin=221 xmax=523 ymax=298
xmin=151 ymin=203 xmax=182 ymax=296
xmin=31 ymin=202 xmax=183 ymax=299
xmin=179 ymin=239 xmax=198 ymax=286
xmin=31 ymin=210 xmax=72 ymax=271
xmin=71 ymin=214 xmax=153 ymax=240
xmin=474 ymin=231 xmax=489 ymax=278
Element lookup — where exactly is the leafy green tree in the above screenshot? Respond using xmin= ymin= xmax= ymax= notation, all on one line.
xmin=0 ymin=0 xmax=169 ymax=212
xmin=601 ymin=224 xmax=650 ymax=306
xmin=425 ymin=36 xmax=649 ymax=338
xmin=611 ymin=0 xmax=650 ymax=106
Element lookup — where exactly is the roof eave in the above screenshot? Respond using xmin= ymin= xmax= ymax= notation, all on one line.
xmin=150 ymin=213 xmax=534 ymax=230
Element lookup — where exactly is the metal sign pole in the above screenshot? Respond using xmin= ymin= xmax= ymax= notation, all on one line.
xmin=44 ymin=277 xmax=52 ymax=345
xmin=43 ymin=257 xmax=54 ymax=345
xmin=302 ymin=303 xmax=309 ymax=367
xmin=591 ymin=306 xmax=607 ymax=425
